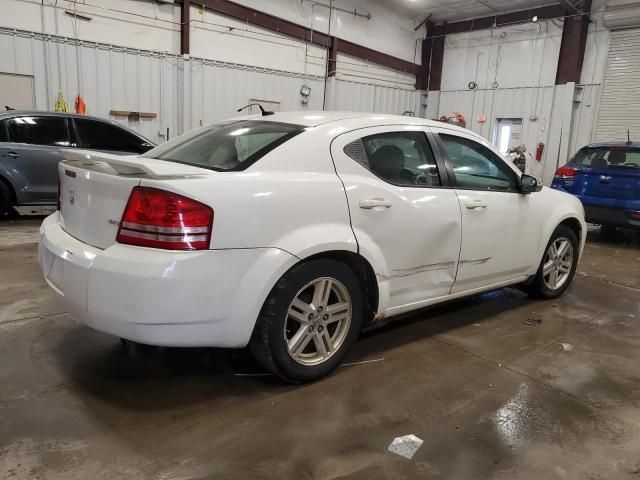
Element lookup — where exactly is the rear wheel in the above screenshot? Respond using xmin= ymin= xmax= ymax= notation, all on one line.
xmin=250 ymin=259 xmax=362 ymax=383
xmin=525 ymin=225 xmax=579 ymax=299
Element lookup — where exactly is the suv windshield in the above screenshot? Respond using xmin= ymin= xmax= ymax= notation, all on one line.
xmin=572 ymin=146 xmax=640 ymax=170
xmin=143 ymin=120 xmax=303 ymax=171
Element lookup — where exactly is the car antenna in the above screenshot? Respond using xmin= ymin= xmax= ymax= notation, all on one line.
xmin=627 ymin=129 xmax=632 ymax=146
xmin=237 ymin=103 xmax=274 ymax=116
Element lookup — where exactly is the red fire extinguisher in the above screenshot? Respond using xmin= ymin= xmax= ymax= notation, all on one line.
xmin=536 ymin=142 xmax=545 ymax=161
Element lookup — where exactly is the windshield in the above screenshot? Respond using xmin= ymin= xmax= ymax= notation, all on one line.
xmin=142 ymin=120 xmax=303 ymax=171
xmin=571 ymin=146 xmax=640 ymax=169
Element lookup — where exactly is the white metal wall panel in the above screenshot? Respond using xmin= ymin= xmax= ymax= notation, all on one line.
xmin=594 ymin=29 xmax=640 ymax=142
xmin=189 ymin=60 xmax=324 ymax=128
xmin=435 ymin=84 xmax=572 ymax=183
xmin=330 ymin=79 xmax=422 ymax=115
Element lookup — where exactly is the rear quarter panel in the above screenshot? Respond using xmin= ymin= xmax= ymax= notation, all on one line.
xmin=138 ymin=129 xmax=357 ymax=257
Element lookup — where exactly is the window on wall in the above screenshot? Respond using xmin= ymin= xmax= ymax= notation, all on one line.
xmin=492 ymin=118 xmax=523 ymax=154
xmin=439 ymin=133 xmax=518 ymax=192
xmin=343 ymin=131 xmax=441 ymax=187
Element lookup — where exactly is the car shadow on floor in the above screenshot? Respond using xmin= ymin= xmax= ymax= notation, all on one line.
xmin=54 ymin=285 xmax=534 ymax=411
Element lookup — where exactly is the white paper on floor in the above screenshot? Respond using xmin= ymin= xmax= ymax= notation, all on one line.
xmin=388 ymin=434 xmax=424 ymax=459
xmin=561 ymin=343 xmax=573 ymax=352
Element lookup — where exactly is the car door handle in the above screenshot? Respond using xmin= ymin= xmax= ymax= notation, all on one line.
xmin=465 ymin=200 xmax=487 ymax=209
xmin=4 ymin=151 xmax=19 ymax=159
xmin=359 ymin=198 xmax=392 ymax=209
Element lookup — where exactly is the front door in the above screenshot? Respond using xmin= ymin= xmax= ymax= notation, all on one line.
xmin=331 ymin=126 xmax=462 ymax=314
xmin=432 ymin=127 xmax=542 ymax=293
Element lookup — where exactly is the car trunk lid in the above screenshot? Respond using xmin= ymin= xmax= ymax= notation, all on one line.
xmin=58 ymin=150 xmax=211 ymax=249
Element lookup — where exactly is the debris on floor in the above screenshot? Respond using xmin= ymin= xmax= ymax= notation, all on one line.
xmin=560 ymin=343 xmax=573 ymax=352
xmin=524 ymin=318 xmax=542 ymax=327
xmin=388 ymin=434 xmax=424 ymax=460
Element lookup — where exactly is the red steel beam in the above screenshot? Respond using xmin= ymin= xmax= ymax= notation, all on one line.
xmin=555 ymin=0 xmax=591 ymax=84
xmin=181 ymin=0 xmax=190 ymax=55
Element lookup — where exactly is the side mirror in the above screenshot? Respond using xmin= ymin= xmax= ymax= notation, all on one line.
xmin=520 ymin=174 xmax=542 ymax=194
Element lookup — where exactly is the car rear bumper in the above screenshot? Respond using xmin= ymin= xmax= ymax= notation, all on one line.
xmin=583 ymin=205 xmax=640 ymax=229
xmin=38 ymin=212 xmax=298 ymax=347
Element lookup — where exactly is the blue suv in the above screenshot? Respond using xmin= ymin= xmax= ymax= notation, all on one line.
xmin=552 ymin=143 xmax=640 ymax=235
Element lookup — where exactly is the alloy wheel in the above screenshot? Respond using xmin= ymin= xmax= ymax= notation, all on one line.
xmin=284 ymin=277 xmax=352 ymax=366
xmin=542 ymin=237 xmax=574 ymax=290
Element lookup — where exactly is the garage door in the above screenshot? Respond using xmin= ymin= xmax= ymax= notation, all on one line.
xmin=594 ymin=28 xmax=640 ymax=142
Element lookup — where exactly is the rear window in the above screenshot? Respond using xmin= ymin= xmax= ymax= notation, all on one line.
xmin=572 ymin=146 xmax=640 ymax=170
xmin=142 ymin=121 xmax=303 ymax=171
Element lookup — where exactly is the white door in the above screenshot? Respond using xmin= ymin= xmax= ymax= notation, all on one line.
xmin=331 ymin=126 xmax=462 ymax=313
xmin=432 ymin=127 xmax=542 ymax=293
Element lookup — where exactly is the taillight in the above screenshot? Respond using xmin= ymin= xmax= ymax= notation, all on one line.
xmin=554 ymin=165 xmax=577 ymax=178
xmin=57 ymin=178 xmax=61 ymax=210
xmin=116 ymin=186 xmax=213 ymax=250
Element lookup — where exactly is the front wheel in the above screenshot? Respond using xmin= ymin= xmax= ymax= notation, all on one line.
xmin=524 ymin=225 xmax=579 ymax=299
xmin=250 ymin=259 xmax=363 ymax=383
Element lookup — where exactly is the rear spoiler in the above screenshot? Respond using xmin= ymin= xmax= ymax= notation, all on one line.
xmin=61 ymin=149 xmax=153 ymax=175
xmin=61 ymin=149 xmax=210 ymax=177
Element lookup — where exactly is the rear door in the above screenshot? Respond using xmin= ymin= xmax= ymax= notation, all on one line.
xmin=72 ymin=118 xmax=154 ymax=155
xmin=0 ymin=115 xmax=71 ymax=202
xmin=331 ymin=126 xmax=461 ymax=311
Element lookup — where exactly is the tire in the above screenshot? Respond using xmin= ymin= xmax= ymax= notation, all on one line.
xmin=524 ymin=225 xmax=579 ymax=299
xmin=250 ymin=259 xmax=363 ymax=383
xmin=0 ymin=180 xmax=13 ymax=218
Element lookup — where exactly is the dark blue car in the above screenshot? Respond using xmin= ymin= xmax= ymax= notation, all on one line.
xmin=552 ymin=143 xmax=640 ymax=235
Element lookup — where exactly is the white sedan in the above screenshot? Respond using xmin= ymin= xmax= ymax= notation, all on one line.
xmin=39 ymin=112 xmax=586 ymax=382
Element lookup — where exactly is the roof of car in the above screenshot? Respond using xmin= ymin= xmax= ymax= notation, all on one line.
xmin=584 ymin=141 xmax=640 ymax=148
xmin=0 ymin=110 xmax=154 ymax=143
xmin=236 ymin=110 xmax=461 ymax=129
xmin=0 ymin=110 xmax=120 ymax=123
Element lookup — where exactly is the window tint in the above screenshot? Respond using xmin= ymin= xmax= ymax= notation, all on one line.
xmin=6 ymin=116 xmax=70 ymax=146
xmin=572 ymin=147 xmax=640 ymax=170
xmin=0 ymin=120 xmax=7 ymax=142
xmin=344 ymin=131 xmax=440 ymax=187
xmin=439 ymin=134 xmax=517 ymax=192
xmin=143 ymin=121 xmax=303 ymax=171
xmin=75 ymin=118 xmax=152 ymax=153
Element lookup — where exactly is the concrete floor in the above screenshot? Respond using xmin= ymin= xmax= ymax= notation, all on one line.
xmin=1 ymin=218 xmax=639 ymax=480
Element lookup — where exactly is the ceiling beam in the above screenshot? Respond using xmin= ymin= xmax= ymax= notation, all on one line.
xmin=187 ymin=0 xmax=418 ymax=76
xmin=432 ymin=4 xmax=566 ymax=35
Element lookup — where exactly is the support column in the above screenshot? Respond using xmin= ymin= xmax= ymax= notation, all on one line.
xmin=428 ymin=24 xmax=446 ymax=91
xmin=181 ymin=0 xmax=190 ymax=55
xmin=555 ymin=0 xmax=591 ymax=84
xmin=327 ymin=36 xmax=338 ymax=77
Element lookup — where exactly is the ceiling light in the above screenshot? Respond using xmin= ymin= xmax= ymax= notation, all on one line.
xmin=532 ymin=15 xmax=538 ymax=22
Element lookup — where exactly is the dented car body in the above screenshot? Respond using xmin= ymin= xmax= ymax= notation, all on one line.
xmin=39 ymin=112 xmax=586 ymax=381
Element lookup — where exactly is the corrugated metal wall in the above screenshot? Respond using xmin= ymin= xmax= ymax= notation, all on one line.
xmin=434 ymin=84 xmax=576 ymax=184
xmin=328 ymin=78 xmax=422 ymax=116
xmin=0 ymin=27 xmax=423 ymax=144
